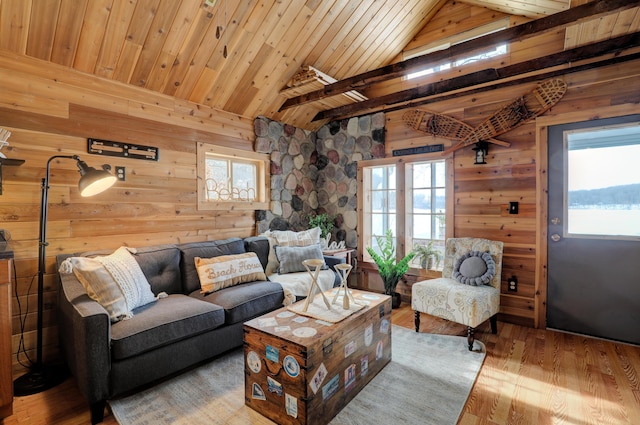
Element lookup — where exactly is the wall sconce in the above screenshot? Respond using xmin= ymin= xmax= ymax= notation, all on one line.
xmin=473 ymin=141 xmax=489 ymax=165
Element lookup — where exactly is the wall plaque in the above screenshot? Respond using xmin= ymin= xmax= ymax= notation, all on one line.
xmin=88 ymin=139 xmax=159 ymax=161
xmin=392 ymin=144 xmax=443 ymax=157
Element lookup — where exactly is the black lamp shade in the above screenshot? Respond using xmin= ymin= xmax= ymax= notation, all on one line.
xmin=77 ymin=161 xmax=117 ymax=197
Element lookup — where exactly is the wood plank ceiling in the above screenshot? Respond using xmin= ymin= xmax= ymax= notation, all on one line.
xmin=0 ymin=0 xmax=623 ymax=133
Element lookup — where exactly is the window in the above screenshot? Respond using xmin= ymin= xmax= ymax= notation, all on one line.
xmin=405 ymin=160 xmax=447 ymax=265
xmin=197 ymin=143 xmax=270 ymax=210
xmin=359 ymin=154 xmax=453 ymax=271
xmin=362 ymin=164 xmax=397 ymax=254
xmin=564 ymin=122 xmax=640 ymax=239
xmin=403 ymin=19 xmax=509 ymax=80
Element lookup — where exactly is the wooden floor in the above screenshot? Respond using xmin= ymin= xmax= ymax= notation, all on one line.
xmin=4 ymin=304 xmax=640 ymax=425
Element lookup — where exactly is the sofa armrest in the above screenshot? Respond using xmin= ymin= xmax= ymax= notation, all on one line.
xmin=57 ymin=271 xmax=112 ymax=405
xmin=323 ymin=255 xmax=346 ymax=287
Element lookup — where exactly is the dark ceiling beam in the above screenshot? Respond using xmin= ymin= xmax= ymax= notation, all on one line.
xmin=279 ymin=0 xmax=640 ymax=111
xmin=379 ymin=51 xmax=640 ymax=117
xmin=311 ymin=32 xmax=640 ymax=121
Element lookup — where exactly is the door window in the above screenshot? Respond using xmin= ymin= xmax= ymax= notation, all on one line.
xmin=564 ymin=123 xmax=640 ymax=239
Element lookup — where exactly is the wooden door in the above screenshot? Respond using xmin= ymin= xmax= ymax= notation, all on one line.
xmin=547 ymin=115 xmax=640 ymax=345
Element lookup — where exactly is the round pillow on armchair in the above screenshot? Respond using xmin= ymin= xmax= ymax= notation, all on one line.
xmin=452 ymin=250 xmax=496 ymax=286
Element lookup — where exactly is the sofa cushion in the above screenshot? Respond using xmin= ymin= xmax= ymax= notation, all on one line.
xmin=190 ymin=281 xmax=283 ymax=325
xmin=195 ymin=252 xmax=267 ymax=294
xmin=61 ymin=247 xmax=157 ymax=322
xmin=452 ymin=250 xmax=496 ymax=286
xmin=178 ymin=238 xmax=246 ymax=294
xmin=110 ymin=294 xmax=225 ymax=360
xmin=275 ymin=243 xmax=327 ymax=274
xmin=261 ymin=228 xmax=321 ymax=274
xmin=130 ymin=245 xmax=182 ymax=295
xmin=244 ymin=236 xmax=270 ymax=272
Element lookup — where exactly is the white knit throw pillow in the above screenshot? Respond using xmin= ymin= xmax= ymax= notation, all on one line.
xmin=60 ymin=246 xmax=157 ymax=322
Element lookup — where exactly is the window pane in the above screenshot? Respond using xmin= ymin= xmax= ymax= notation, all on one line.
xmin=205 ymin=158 xmax=229 ymax=200
xmin=205 ymin=157 xmax=259 ymax=201
xmin=366 ymin=164 xmax=397 ymax=258
xmin=372 ymin=213 xmax=386 ymax=236
xmin=389 ymin=214 xmax=396 ymax=235
xmin=566 ymin=123 xmax=640 ymax=238
xmin=413 ymin=189 xmax=431 ymax=211
xmin=406 ymin=159 xmax=447 ymax=269
xmin=435 ymin=188 xmax=446 ymax=211
xmin=198 ymin=143 xmax=268 ymax=210
xmin=232 ymin=162 xmax=257 ymax=201
xmin=435 ymin=215 xmax=446 ymax=239
xmin=372 ymin=168 xmax=384 ymax=188
xmin=232 ymin=162 xmax=255 ymax=188
xmin=413 ymin=214 xmax=432 ymax=239
xmin=372 ymin=191 xmax=387 ymax=212
xmin=206 ymin=158 xmax=228 ymax=182
xmin=388 ymin=191 xmax=397 ymax=213
xmin=413 ymin=163 xmax=431 ymax=188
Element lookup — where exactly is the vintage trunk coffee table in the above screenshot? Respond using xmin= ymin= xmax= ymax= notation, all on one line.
xmin=243 ymin=289 xmax=392 ymax=425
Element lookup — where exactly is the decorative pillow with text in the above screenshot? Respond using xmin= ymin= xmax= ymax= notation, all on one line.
xmin=195 ymin=252 xmax=267 ymax=294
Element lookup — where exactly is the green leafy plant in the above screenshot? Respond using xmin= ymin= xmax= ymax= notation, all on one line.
xmin=413 ymin=241 xmax=442 ymax=269
xmin=366 ymin=229 xmax=415 ymax=295
xmin=307 ymin=213 xmax=335 ymax=239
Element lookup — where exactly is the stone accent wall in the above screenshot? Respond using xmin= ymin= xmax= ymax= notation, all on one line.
xmin=254 ymin=113 xmax=385 ymax=248
xmin=314 ymin=113 xmax=385 ymax=247
xmin=254 ymin=118 xmax=316 ymax=233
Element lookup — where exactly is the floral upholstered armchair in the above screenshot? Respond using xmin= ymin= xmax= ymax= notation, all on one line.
xmin=412 ymin=237 xmax=504 ymax=351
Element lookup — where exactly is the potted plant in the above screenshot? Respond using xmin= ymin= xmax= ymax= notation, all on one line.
xmin=366 ymin=229 xmax=415 ymax=308
xmin=413 ymin=241 xmax=442 ymax=270
xmin=308 ymin=213 xmax=335 ymax=248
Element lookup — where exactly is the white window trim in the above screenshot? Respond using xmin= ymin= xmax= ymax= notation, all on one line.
xmin=357 ymin=153 xmax=454 ymax=272
xmin=197 ymin=143 xmax=270 ymax=211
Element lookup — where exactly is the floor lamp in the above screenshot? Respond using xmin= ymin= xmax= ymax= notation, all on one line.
xmin=13 ymin=155 xmax=117 ymax=396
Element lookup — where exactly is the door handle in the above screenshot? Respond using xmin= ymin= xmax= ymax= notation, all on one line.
xmin=551 ymin=233 xmax=561 ymax=242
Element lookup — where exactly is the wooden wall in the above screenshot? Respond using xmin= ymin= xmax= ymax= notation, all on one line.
xmin=0 ymin=50 xmax=257 ymax=374
xmin=384 ymin=61 xmax=640 ymax=328
xmin=375 ymin=0 xmax=640 ymax=327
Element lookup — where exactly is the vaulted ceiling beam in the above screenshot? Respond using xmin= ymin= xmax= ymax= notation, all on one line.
xmin=378 ymin=51 xmax=640 ymax=117
xmin=279 ymin=0 xmax=640 ymax=111
xmin=311 ymin=32 xmax=640 ymax=121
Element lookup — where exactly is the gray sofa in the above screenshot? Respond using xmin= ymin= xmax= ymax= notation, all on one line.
xmin=56 ymin=236 xmax=342 ymax=424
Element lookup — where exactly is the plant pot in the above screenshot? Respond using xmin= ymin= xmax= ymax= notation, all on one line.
xmin=391 ymin=292 xmax=402 ymax=309
xmin=421 ymin=256 xmax=434 ymax=270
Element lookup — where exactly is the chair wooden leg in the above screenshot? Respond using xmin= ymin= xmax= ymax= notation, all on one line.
xmin=467 ymin=327 xmax=475 ymax=351
xmin=414 ymin=311 xmax=420 ymax=332
xmin=490 ymin=314 xmax=498 ymax=334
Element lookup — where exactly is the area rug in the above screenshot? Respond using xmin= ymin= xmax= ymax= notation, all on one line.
xmin=110 ymin=325 xmax=485 ymax=425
